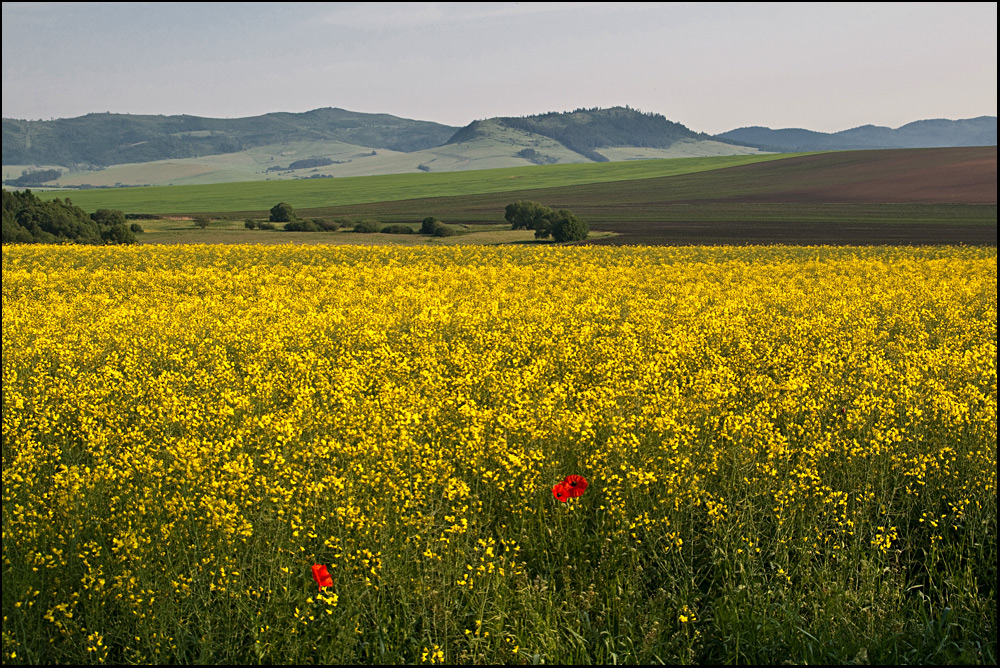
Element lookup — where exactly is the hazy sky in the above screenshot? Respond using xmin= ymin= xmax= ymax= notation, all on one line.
xmin=2 ymin=2 xmax=996 ymax=134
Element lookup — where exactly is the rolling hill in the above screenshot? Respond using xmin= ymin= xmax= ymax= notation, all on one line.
xmin=447 ymin=107 xmax=712 ymax=161
xmin=716 ymin=117 xmax=997 ymax=152
xmin=3 ymin=107 xmax=763 ymax=187
xmin=5 ymin=108 xmax=997 ymax=189
xmin=1 ymin=107 xmax=458 ymax=166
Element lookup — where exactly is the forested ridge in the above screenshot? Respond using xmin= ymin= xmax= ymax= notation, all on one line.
xmin=2 ymin=108 xmax=458 ymax=167
xmin=448 ymin=107 xmax=708 ymax=161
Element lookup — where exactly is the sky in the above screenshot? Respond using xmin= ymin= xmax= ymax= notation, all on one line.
xmin=2 ymin=2 xmax=996 ymax=135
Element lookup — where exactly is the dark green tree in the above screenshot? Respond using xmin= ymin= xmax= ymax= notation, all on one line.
xmin=90 ymin=209 xmax=127 ymax=227
xmin=549 ymin=209 xmax=589 ymax=242
xmin=420 ymin=216 xmax=443 ymax=234
xmin=504 ymin=200 xmax=553 ymax=230
xmin=269 ymin=202 xmax=296 ymax=223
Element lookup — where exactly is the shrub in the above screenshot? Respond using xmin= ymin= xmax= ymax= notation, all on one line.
xmin=192 ymin=215 xmax=211 ymax=229
xmin=258 ymin=222 xmax=276 ymax=230
xmin=244 ymin=220 xmax=258 ymax=229
xmin=284 ymin=219 xmax=321 ymax=232
xmin=420 ymin=217 xmax=442 ymax=235
xmin=129 ymin=223 xmax=145 ymax=234
xmin=314 ymin=219 xmax=340 ymax=231
xmin=353 ymin=220 xmax=382 ymax=233
xmin=382 ymin=224 xmax=414 ymax=235
xmin=433 ymin=225 xmax=456 ymax=237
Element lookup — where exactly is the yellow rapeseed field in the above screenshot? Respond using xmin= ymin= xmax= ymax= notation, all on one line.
xmin=2 ymin=244 xmax=996 ymax=664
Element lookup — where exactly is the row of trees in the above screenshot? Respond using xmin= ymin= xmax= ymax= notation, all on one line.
xmin=2 ymin=189 xmax=136 ymax=244
xmin=269 ymin=201 xmax=587 ymax=241
xmin=266 ymin=203 xmax=458 ymax=236
xmin=270 ymin=200 xmax=587 ymax=241
xmin=2 ymin=195 xmax=585 ymax=245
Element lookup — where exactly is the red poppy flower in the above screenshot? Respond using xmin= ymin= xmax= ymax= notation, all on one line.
xmin=311 ymin=564 xmax=333 ymax=590
xmin=552 ymin=482 xmax=571 ymax=502
xmin=563 ymin=475 xmax=588 ymax=498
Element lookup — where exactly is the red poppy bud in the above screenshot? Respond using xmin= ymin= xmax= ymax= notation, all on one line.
xmin=311 ymin=563 xmax=333 ymax=589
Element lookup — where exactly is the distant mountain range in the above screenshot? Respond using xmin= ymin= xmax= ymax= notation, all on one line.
xmin=2 ymin=107 xmax=996 ymax=187
xmin=716 ymin=117 xmax=997 ymax=152
xmin=1 ymin=108 xmax=457 ymax=166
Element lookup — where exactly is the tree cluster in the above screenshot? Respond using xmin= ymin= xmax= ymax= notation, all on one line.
xmin=2 ymin=189 xmax=136 ymax=244
xmin=504 ymin=200 xmax=588 ymax=242
xmin=4 ymin=169 xmax=62 ymax=187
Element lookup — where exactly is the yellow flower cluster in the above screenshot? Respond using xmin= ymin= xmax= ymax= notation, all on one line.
xmin=2 ymin=244 xmax=995 ymax=663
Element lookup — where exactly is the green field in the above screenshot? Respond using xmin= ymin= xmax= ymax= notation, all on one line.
xmin=34 ymin=154 xmax=800 ymax=215
xmin=27 ymin=149 xmax=997 ymax=246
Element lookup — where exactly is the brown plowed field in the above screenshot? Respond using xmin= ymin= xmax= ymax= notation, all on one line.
xmin=307 ymin=147 xmax=997 ymax=245
xmin=691 ymin=146 xmax=997 ymax=204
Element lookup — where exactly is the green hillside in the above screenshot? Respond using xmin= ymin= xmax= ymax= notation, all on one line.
xmin=14 ymin=134 xmax=760 ymax=188
xmin=5 ymin=107 xmax=765 ymax=187
xmin=1 ymin=108 xmax=458 ymax=167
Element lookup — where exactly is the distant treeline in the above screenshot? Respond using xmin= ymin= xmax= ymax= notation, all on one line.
xmin=265 ymin=157 xmax=352 ymax=173
xmin=4 ymin=168 xmax=62 ymax=187
xmin=2 ymin=189 xmax=136 ymax=244
xmin=517 ymin=148 xmax=559 ymax=165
